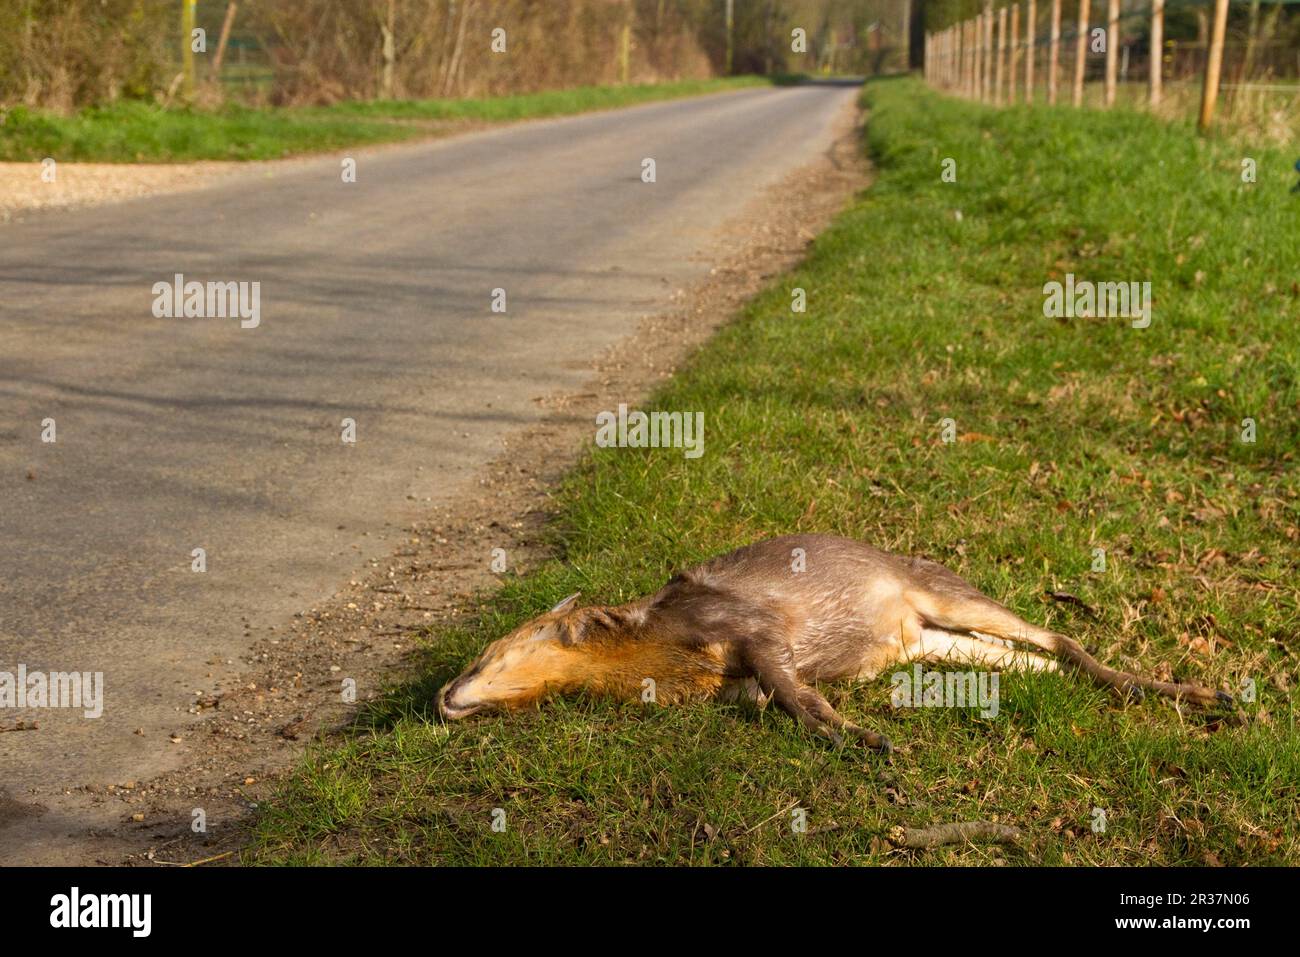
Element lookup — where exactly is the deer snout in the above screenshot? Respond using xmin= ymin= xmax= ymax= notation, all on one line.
xmin=438 ymin=677 xmax=481 ymax=720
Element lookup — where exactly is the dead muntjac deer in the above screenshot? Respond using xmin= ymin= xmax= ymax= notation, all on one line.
xmin=437 ymin=534 xmax=1230 ymax=750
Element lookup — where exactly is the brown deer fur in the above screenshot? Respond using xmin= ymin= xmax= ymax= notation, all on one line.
xmin=438 ymin=534 xmax=1229 ymax=750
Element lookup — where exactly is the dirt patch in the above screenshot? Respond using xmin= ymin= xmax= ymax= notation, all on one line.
xmin=8 ymin=95 xmax=868 ymax=866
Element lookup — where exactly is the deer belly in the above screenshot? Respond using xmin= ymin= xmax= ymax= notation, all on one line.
xmin=796 ymin=624 xmax=903 ymax=683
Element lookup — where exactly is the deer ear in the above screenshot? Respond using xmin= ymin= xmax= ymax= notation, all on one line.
xmin=549 ymin=592 xmax=581 ymax=614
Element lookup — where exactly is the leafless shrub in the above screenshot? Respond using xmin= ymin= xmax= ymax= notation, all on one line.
xmin=0 ymin=1 xmax=172 ymax=111
xmin=246 ymin=0 xmax=721 ymax=105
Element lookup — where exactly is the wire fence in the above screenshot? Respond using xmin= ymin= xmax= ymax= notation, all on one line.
xmin=924 ymin=0 xmax=1300 ymax=136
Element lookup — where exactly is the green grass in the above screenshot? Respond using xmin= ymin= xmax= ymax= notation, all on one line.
xmin=324 ymin=75 xmax=796 ymax=121
xmin=0 ymin=76 xmax=775 ymax=163
xmin=247 ymin=76 xmax=1300 ymax=866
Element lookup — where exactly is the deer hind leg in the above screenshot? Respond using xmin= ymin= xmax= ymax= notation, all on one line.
xmin=909 ymin=627 xmax=1058 ymax=672
xmin=906 ymin=587 xmax=1230 ymax=708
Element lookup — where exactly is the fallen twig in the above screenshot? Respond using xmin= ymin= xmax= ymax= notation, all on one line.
xmin=741 ymin=800 xmax=802 ymax=836
xmin=1044 ymin=591 xmax=1099 ymax=619
xmin=889 ymin=821 xmax=1024 ymax=849
xmin=156 ymin=849 xmax=236 ymax=867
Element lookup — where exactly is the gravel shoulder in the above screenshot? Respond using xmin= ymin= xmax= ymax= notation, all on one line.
xmin=0 ymin=160 xmax=253 ymax=220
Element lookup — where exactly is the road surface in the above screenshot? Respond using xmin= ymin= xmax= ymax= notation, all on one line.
xmin=0 ymin=80 xmax=861 ymax=860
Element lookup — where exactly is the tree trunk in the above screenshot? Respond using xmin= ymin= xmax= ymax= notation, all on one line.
xmin=1242 ymin=1 xmax=1261 ymax=80
xmin=380 ymin=0 xmax=396 ymax=99
xmin=444 ymin=0 xmax=473 ymax=97
xmin=212 ymin=2 xmax=239 ymax=78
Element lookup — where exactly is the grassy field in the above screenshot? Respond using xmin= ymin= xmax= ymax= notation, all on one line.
xmin=247 ymin=77 xmax=1299 ymax=866
xmin=0 ymin=76 xmax=773 ymax=163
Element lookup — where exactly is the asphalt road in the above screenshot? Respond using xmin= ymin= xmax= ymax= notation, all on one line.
xmin=0 ymin=81 xmax=860 ymax=857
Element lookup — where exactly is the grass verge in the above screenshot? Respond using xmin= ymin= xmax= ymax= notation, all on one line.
xmin=247 ymin=76 xmax=1299 ymax=865
xmin=0 ymin=76 xmax=775 ymax=163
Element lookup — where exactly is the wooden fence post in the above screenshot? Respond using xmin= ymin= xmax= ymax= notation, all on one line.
xmin=1073 ymin=0 xmax=1090 ymax=106
xmin=951 ymin=26 xmax=961 ymax=87
xmin=956 ymin=26 xmax=962 ymax=87
xmin=950 ymin=27 xmax=957 ymax=86
xmin=968 ymin=19 xmax=977 ymax=96
xmin=955 ymin=26 xmax=961 ymax=87
xmin=1026 ymin=0 xmax=1036 ymax=101
xmin=1048 ymin=0 xmax=1061 ymax=104
xmin=967 ymin=19 xmax=977 ymax=95
xmin=957 ymin=23 xmax=964 ymax=92
xmin=1010 ymin=3 xmax=1020 ymax=103
xmin=996 ymin=6 xmax=1007 ymax=103
xmin=1104 ymin=0 xmax=1119 ymax=105
xmin=956 ymin=22 xmax=964 ymax=91
xmin=984 ymin=3 xmax=995 ymax=101
xmin=958 ymin=22 xmax=964 ymax=93
xmin=1198 ymin=0 xmax=1230 ymax=131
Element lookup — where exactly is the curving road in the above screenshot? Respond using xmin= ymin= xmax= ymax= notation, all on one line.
xmin=0 ymin=79 xmax=860 ymax=861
